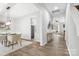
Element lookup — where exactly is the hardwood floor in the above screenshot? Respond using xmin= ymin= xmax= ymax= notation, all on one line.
xmin=5 ymin=33 xmax=69 ymax=56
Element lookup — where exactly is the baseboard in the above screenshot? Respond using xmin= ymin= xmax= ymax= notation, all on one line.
xmin=67 ymin=45 xmax=71 ymax=56
xmin=65 ymin=40 xmax=71 ymax=56
xmin=40 ymin=42 xmax=47 ymax=46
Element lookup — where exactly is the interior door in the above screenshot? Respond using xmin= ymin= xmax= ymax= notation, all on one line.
xmin=31 ymin=25 xmax=34 ymax=39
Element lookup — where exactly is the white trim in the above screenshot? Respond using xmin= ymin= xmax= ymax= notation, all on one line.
xmin=40 ymin=42 xmax=47 ymax=46
xmin=65 ymin=39 xmax=71 ymax=56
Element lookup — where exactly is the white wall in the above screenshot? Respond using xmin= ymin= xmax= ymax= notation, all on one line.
xmin=65 ymin=4 xmax=78 ymax=56
xmin=10 ymin=11 xmax=40 ymax=42
xmin=10 ymin=16 xmax=31 ymax=40
xmin=71 ymin=6 xmax=79 ymax=36
xmin=70 ymin=5 xmax=79 ymax=55
xmin=40 ymin=9 xmax=52 ymax=46
xmin=0 ymin=15 xmax=7 ymax=22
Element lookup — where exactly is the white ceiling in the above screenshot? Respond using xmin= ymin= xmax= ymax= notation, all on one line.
xmin=0 ymin=3 xmax=39 ymax=18
xmin=8 ymin=3 xmax=40 ymax=18
xmin=0 ymin=3 xmax=67 ymax=19
xmin=43 ymin=3 xmax=67 ymax=16
xmin=0 ymin=3 xmax=7 ymax=12
xmin=34 ymin=3 xmax=67 ymax=17
xmin=73 ymin=3 xmax=79 ymax=6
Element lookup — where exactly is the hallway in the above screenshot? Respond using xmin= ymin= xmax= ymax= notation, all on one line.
xmin=6 ymin=33 xmax=69 ymax=56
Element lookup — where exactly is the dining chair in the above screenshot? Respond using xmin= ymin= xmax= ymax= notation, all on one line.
xmin=0 ymin=35 xmax=6 ymax=45
xmin=7 ymin=34 xmax=22 ymax=49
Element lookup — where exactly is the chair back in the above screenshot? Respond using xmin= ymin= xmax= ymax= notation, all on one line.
xmin=7 ymin=34 xmax=21 ymax=42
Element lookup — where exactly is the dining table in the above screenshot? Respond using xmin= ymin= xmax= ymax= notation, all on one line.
xmin=0 ymin=32 xmax=18 ymax=47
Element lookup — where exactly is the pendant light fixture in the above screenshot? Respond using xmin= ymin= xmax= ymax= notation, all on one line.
xmin=5 ymin=6 xmax=11 ymax=26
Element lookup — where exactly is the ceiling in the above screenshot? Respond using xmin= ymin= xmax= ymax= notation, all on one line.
xmin=43 ymin=3 xmax=67 ymax=17
xmin=0 ymin=3 xmax=40 ymax=18
xmin=0 ymin=3 xmax=7 ymax=13
xmin=73 ymin=3 xmax=79 ymax=6
xmin=6 ymin=3 xmax=39 ymax=18
xmin=0 ymin=3 xmax=67 ymax=20
xmin=34 ymin=3 xmax=67 ymax=17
